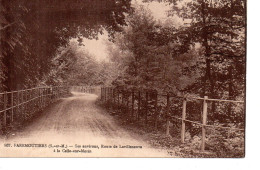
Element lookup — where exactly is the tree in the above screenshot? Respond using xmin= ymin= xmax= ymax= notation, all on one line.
xmin=107 ymin=5 xmax=197 ymax=95
xmin=47 ymin=41 xmax=103 ymax=86
xmin=146 ymin=0 xmax=246 ymax=100
xmin=0 ymin=0 xmax=132 ymax=91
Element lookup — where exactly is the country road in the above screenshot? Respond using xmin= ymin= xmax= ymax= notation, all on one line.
xmin=0 ymin=92 xmax=171 ymax=157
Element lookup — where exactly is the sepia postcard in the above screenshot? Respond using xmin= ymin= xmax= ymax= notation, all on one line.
xmin=0 ymin=0 xmax=246 ymax=158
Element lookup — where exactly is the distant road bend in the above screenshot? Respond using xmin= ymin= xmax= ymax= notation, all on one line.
xmin=0 ymin=92 xmax=170 ymax=157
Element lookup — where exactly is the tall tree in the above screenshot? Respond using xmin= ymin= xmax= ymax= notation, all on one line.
xmin=0 ymin=0 xmax=132 ymax=91
xmin=108 ymin=5 xmax=197 ymax=94
xmin=148 ymin=0 xmax=245 ymax=99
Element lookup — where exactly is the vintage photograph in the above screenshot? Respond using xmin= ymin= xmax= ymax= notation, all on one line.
xmin=0 ymin=0 xmax=246 ymax=158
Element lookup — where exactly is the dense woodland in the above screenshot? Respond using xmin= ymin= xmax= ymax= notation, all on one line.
xmin=0 ymin=0 xmax=246 ymax=98
xmin=1 ymin=0 xmax=246 ymax=157
xmin=0 ymin=0 xmax=132 ymax=91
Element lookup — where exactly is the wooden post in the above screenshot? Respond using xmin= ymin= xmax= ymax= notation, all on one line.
xmin=103 ymin=87 xmax=105 ymax=101
xmin=117 ymin=90 xmax=120 ymax=111
xmin=201 ymin=96 xmax=208 ymax=151
xmin=121 ymin=91 xmax=124 ymax=106
xmin=11 ymin=92 xmax=14 ymax=122
xmin=181 ymin=96 xmax=187 ymax=143
xmin=103 ymin=87 xmax=104 ymax=101
xmin=109 ymin=87 xmax=112 ymax=103
xmin=51 ymin=87 xmax=53 ymax=102
xmin=154 ymin=91 xmax=158 ymax=130
xmin=46 ymin=88 xmax=48 ymax=106
xmin=21 ymin=90 xmax=24 ymax=119
xmin=44 ymin=88 xmax=46 ymax=107
xmin=48 ymin=88 xmax=50 ymax=103
xmin=100 ymin=87 xmax=102 ymax=100
xmin=104 ymin=87 xmax=106 ymax=102
xmin=145 ymin=91 xmax=148 ymax=125
xmin=54 ymin=87 xmax=57 ymax=99
xmin=3 ymin=91 xmax=7 ymax=127
xmin=17 ymin=91 xmax=20 ymax=118
xmin=40 ymin=88 xmax=43 ymax=109
xmin=137 ymin=91 xmax=141 ymax=121
xmin=131 ymin=91 xmax=134 ymax=119
xmin=37 ymin=88 xmax=40 ymax=110
xmin=126 ymin=91 xmax=129 ymax=117
xmin=166 ymin=94 xmax=170 ymax=136
xmin=43 ymin=88 xmax=45 ymax=106
xmin=29 ymin=89 xmax=32 ymax=116
xmin=38 ymin=88 xmax=41 ymax=109
xmin=42 ymin=88 xmax=45 ymax=108
xmin=113 ymin=89 xmax=115 ymax=105
xmin=46 ymin=88 xmax=48 ymax=105
xmin=25 ymin=90 xmax=27 ymax=119
xmin=102 ymin=87 xmax=104 ymax=100
xmin=31 ymin=89 xmax=34 ymax=111
xmin=108 ymin=87 xmax=111 ymax=101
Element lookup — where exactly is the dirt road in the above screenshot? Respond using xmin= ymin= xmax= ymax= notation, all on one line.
xmin=0 ymin=92 xmax=171 ymax=157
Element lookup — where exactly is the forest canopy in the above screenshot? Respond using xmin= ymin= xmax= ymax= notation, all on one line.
xmin=0 ymin=0 xmax=245 ymax=103
xmin=0 ymin=0 xmax=132 ymax=91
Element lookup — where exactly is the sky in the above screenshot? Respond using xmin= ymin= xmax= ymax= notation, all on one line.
xmin=79 ymin=0 xmax=173 ymax=62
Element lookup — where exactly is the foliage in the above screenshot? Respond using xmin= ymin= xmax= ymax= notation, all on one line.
xmin=109 ymin=5 xmax=198 ymax=94
xmin=101 ymin=1 xmax=245 ymax=156
xmin=0 ymin=0 xmax=132 ymax=91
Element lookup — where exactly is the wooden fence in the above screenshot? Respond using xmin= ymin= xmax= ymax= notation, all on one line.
xmin=100 ymin=87 xmax=245 ymax=151
xmin=71 ymin=86 xmax=96 ymax=94
xmin=0 ymin=86 xmax=70 ymax=133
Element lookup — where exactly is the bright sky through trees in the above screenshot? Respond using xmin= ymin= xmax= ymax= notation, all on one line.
xmin=80 ymin=0 xmax=172 ymax=62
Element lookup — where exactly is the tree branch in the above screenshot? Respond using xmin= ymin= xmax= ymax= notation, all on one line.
xmin=0 ymin=21 xmax=17 ymax=31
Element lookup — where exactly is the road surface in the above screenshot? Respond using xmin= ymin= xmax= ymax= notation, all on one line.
xmin=0 ymin=92 xmax=171 ymax=157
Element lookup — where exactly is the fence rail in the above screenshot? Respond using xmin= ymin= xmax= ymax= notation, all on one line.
xmin=71 ymin=86 xmax=96 ymax=94
xmin=0 ymin=86 xmax=70 ymax=133
xmin=100 ymin=87 xmax=245 ymax=151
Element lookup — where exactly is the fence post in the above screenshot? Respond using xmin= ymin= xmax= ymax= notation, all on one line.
xmin=46 ymin=88 xmax=48 ymax=105
xmin=121 ymin=90 xmax=124 ymax=106
xmin=55 ymin=87 xmax=57 ymax=99
xmin=45 ymin=88 xmax=47 ymax=106
xmin=126 ymin=91 xmax=129 ymax=117
xmin=166 ymin=94 xmax=170 ymax=136
xmin=41 ymin=88 xmax=43 ymax=109
xmin=102 ymin=87 xmax=105 ymax=102
xmin=107 ymin=87 xmax=108 ymax=99
xmin=21 ymin=90 xmax=24 ymax=119
xmin=108 ymin=87 xmax=110 ymax=106
xmin=181 ymin=96 xmax=187 ymax=143
xmin=104 ymin=87 xmax=106 ymax=102
xmin=42 ymin=88 xmax=45 ymax=108
xmin=113 ymin=88 xmax=115 ymax=105
xmin=117 ymin=89 xmax=120 ymax=110
xmin=17 ymin=91 xmax=20 ymax=119
xmin=25 ymin=90 xmax=28 ymax=119
xmin=101 ymin=87 xmax=103 ymax=101
xmin=201 ymin=96 xmax=208 ymax=151
xmin=51 ymin=87 xmax=53 ymax=102
xmin=32 ymin=89 xmax=34 ymax=111
xmin=3 ymin=91 xmax=7 ymax=128
xmin=154 ymin=91 xmax=158 ymax=130
xmin=131 ymin=90 xmax=134 ymax=119
xmin=137 ymin=91 xmax=141 ymax=121
xmin=11 ymin=91 xmax=14 ymax=122
xmin=29 ymin=89 xmax=32 ymax=116
xmin=37 ymin=88 xmax=40 ymax=110
xmin=145 ymin=91 xmax=148 ymax=125
xmin=103 ymin=87 xmax=105 ymax=101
